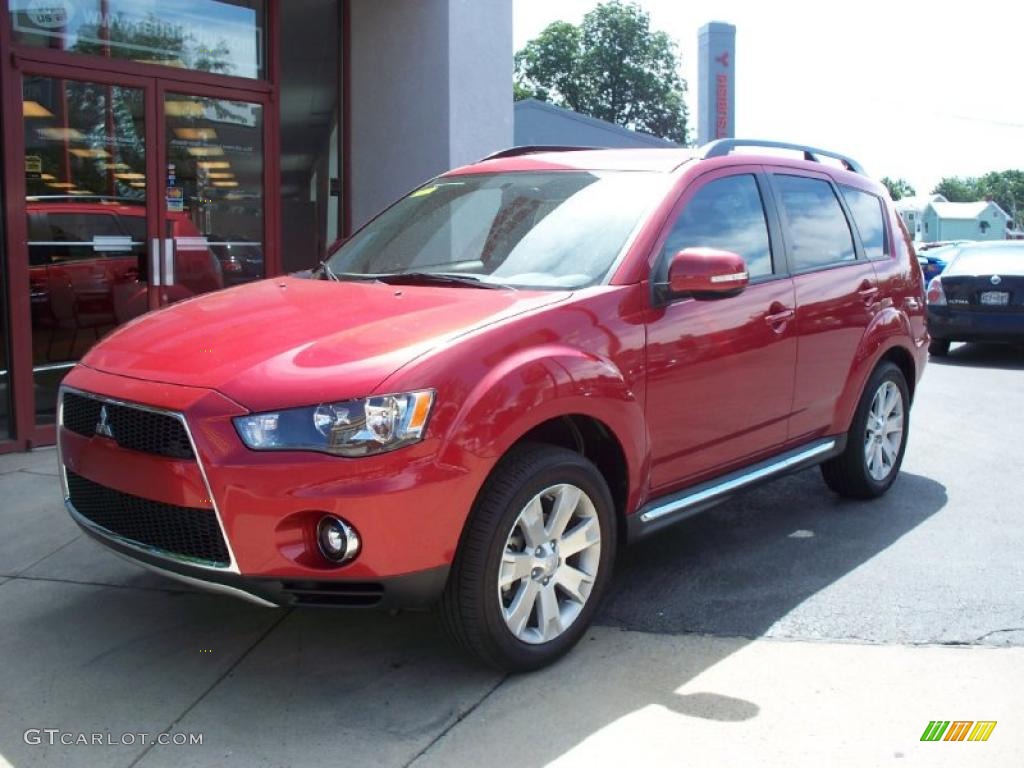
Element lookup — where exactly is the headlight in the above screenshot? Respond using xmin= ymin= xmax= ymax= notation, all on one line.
xmin=233 ymin=390 xmax=434 ymax=457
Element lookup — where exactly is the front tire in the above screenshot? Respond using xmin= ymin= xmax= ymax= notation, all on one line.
xmin=440 ymin=443 xmax=616 ymax=672
xmin=821 ymin=362 xmax=910 ymax=499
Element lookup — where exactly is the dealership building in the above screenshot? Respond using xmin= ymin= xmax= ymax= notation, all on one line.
xmin=0 ymin=0 xmax=512 ymax=452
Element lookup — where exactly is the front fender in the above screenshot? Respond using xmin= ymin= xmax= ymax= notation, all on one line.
xmin=438 ymin=344 xmax=648 ymax=513
xmin=832 ymin=306 xmax=915 ymax=433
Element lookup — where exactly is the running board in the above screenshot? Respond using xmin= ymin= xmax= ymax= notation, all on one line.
xmin=628 ymin=436 xmax=845 ymax=542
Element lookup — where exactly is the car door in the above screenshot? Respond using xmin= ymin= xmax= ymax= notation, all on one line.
xmin=646 ymin=168 xmax=798 ymax=493
xmin=766 ymin=170 xmax=880 ymax=442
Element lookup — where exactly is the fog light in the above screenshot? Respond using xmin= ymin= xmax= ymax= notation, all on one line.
xmin=316 ymin=516 xmax=360 ymax=564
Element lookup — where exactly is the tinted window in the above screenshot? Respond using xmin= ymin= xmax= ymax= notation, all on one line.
xmin=774 ymin=175 xmax=856 ymax=270
xmin=663 ymin=175 xmax=773 ymax=278
xmin=842 ymin=186 xmax=888 ymax=260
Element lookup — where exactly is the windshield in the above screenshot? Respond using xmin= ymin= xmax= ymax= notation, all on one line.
xmin=326 ymin=171 xmax=670 ymax=289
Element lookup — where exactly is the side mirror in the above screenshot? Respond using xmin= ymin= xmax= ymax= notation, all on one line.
xmin=664 ymin=247 xmax=749 ymax=299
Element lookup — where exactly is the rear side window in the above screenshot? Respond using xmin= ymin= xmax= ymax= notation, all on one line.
xmin=662 ymin=174 xmax=773 ymax=278
xmin=773 ymin=175 xmax=856 ymax=270
xmin=842 ymin=186 xmax=889 ymax=260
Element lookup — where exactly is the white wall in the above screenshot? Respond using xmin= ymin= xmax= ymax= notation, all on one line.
xmin=348 ymin=0 xmax=513 ymax=228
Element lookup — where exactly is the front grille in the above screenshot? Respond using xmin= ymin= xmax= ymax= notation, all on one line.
xmin=67 ymin=471 xmax=230 ymax=567
xmin=62 ymin=391 xmax=194 ymax=459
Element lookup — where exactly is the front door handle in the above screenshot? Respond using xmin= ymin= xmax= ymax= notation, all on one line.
xmin=765 ymin=302 xmax=794 ymax=332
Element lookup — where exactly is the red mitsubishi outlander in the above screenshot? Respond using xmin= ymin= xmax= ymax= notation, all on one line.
xmin=58 ymin=140 xmax=927 ymax=671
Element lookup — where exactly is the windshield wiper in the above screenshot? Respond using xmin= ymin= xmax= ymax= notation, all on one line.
xmin=316 ymin=260 xmax=341 ymax=282
xmin=374 ymin=272 xmax=512 ymax=290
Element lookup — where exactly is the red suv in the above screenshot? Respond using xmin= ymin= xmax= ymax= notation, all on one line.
xmin=58 ymin=140 xmax=927 ymax=671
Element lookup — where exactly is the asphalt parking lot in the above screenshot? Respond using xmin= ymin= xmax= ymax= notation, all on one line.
xmin=1 ymin=343 xmax=1022 ymax=767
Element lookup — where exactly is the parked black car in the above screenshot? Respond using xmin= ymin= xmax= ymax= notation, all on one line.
xmin=926 ymin=241 xmax=1024 ymax=355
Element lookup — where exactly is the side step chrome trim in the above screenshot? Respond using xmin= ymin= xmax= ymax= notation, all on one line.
xmin=629 ymin=437 xmax=844 ymax=542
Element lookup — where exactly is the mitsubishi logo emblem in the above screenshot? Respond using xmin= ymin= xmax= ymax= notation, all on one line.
xmin=716 ymin=51 xmax=730 ymax=68
xmin=95 ymin=405 xmax=114 ymax=439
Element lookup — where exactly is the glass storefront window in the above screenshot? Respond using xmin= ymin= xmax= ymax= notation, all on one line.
xmin=9 ymin=0 xmax=266 ymax=79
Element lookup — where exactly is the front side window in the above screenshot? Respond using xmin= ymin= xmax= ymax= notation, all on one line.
xmin=661 ymin=174 xmax=773 ymax=279
xmin=773 ymin=175 xmax=856 ymax=270
xmin=327 ymin=171 xmax=670 ymax=290
xmin=842 ymin=186 xmax=889 ymax=260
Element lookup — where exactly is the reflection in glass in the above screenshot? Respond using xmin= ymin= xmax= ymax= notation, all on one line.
xmin=663 ymin=175 xmax=774 ymax=278
xmin=842 ymin=186 xmax=889 ymax=260
xmin=9 ymin=0 xmax=265 ymax=79
xmin=774 ymin=175 xmax=857 ymax=270
xmin=24 ymin=76 xmax=151 ymax=424
xmin=166 ymin=93 xmax=264 ymax=292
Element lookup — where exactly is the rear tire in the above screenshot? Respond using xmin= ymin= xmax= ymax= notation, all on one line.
xmin=821 ymin=362 xmax=910 ymax=499
xmin=440 ymin=443 xmax=616 ymax=672
xmin=929 ymin=339 xmax=950 ymax=356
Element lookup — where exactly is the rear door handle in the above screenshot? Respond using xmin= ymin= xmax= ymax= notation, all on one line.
xmin=858 ymin=281 xmax=879 ymax=306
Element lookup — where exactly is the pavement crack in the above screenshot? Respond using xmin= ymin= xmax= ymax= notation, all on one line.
xmin=403 ymin=672 xmax=509 ymax=768
xmin=974 ymin=627 xmax=1024 ymax=643
xmin=128 ymin=608 xmax=293 ymax=768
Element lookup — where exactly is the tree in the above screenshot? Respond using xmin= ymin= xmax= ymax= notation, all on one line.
xmin=515 ymin=1 xmax=689 ymax=144
xmin=932 ymin=176 xmax=980 ymax=203
xmin=933 ymin=172 xmax=1024 ymax=227
xmin=880 ymin=177 xmax=915 ymax=201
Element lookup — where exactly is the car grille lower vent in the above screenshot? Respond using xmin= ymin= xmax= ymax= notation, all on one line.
xmin=278 ymin=580 xmax=384 ymax=607
xmin=67 ymin=471 xmax=230 ymax=567
xmin=62 ymin=391 xmax=194 ymax=459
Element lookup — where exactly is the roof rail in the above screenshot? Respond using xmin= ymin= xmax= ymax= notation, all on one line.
xmin=699 ymin=139 xmax=867 ymax=175
xmin=481 ymin=145 xmax=600 ymax=162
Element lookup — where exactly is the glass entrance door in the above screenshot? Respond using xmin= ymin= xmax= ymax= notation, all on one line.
xmin=159 ymin=88 xmax=265 ymax=303
xmin=18 ymin=73 xmax=269 ymax=428
xmin=23 ymin=73 xmax=156 ymax=424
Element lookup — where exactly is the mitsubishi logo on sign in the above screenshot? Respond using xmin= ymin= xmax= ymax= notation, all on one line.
xmin=95 ymin=405 xmax=114 ymax=439
xmin=716 ymin=51 xmax=730 ymax=68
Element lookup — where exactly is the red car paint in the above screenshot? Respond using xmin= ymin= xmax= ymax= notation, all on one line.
xmin=59 ymin=147 xmax=927 ymax=604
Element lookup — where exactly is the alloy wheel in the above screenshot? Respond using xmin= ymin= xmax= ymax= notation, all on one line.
xmin=498 ymin=483 xmax=602 ymax=644
xmin=864 ymin=380 xmax=904 ymax=482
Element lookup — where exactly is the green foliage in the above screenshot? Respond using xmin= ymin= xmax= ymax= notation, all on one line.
xmin=880 ymin=176 xmax=916 ymax=201
xmin=933 ymin=171 xmax=1024 ymax=227
xmin=514 ymin=1 xmax=689 ymax=144
xmin=933 ymin=176 xmax=980 ymax=203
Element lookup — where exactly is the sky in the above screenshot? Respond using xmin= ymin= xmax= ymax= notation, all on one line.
xmin=514 ymin=0 xmax=1024 ymax=196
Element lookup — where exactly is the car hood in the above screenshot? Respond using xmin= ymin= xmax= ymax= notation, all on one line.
xmin=82 ymin=277 xmax=568 ymax=410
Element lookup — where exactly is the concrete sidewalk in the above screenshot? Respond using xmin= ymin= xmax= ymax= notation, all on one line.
xmin=1 ymin=448 xmax=1021 ymax=768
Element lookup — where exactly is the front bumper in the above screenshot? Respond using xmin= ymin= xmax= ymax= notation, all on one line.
xmin=927 ymin=307 xmax=1024 ymax=343
xmin=70 ymin=502 xmax=448 ymax=608
xmin=58 ymin=365 xmax=478 ymax=609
